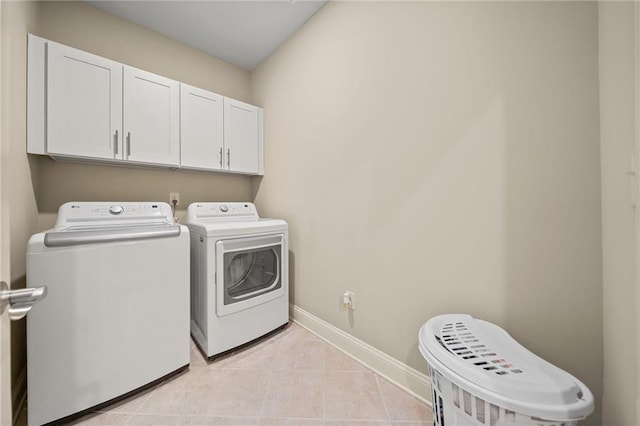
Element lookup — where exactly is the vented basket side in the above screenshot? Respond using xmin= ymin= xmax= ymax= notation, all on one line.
xmin=427 ymin=363 xmax=580 ymax=426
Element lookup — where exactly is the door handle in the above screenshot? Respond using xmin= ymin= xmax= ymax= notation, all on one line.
xmin=0 ymin=281 xmax=47 ymax=321
xmin=114 ymin=130 xmax=119 ymax=155
xmin=227 ymin=148 xmax=230 ymax=168
xmin=126 ymin=132 xmax=131 ymax=157
xmin=219 ymin=147 xmax=223 ymax=168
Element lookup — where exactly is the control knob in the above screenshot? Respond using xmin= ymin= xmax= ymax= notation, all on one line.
xmin=109 ymin=205 xmax=124 ymax=215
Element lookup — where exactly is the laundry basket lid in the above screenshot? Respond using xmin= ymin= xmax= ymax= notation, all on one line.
xmin=418 ymin=314 xmax=594 ymax=421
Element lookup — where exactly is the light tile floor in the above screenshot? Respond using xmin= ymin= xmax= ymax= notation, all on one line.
xmin=18 ymin=323 xmax=433 ymax=426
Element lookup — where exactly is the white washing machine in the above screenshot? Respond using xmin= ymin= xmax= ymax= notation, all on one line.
xmin=186 ymin=202 xmax=289 ymax=359
xmin=27 ymin=202 xmax=190 ymax=426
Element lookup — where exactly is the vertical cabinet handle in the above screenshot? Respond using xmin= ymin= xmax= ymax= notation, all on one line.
xmin=114 ymin=130 xmax=119 ymax=155
xmin=219 ymin=147 xmax=223 ymax=168
xmin=126 ymin=132 xmax=131 ymax=157
xmin=227 ymin=148 xmax=230 ymax=168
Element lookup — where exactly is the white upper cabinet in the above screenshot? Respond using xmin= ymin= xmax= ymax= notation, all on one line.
xmin=180 ymin=84 xmax=224 ymax=171
xmin=29 ymin=35 xmax=179 ymax=168
xmin=124 ymin=66 xmax=180 ymax=166
xmin=223 ymin=98 xmax=263 ymax=175
xmin=180 ymin=85 xmax=263 ymax=175
xmin=28 ymin=34 xmax=263 ymax=175
xmin=46 ymin=42 xmax=122 ymax=160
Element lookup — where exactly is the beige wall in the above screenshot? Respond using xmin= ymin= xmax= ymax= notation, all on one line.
xmin=6 ymin=2 xmax=38 ymax=282
xmin=252 ymin=2 xmax=602 ymax=424
xmin=599 ymin=2 xmax=638 ymax=425
xmin=32 ymin=1 xmax=254 ymax=214
xmin=1 ymin=0 xmax=39 ymax=416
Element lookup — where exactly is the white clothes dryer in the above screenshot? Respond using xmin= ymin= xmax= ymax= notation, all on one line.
xmin=27 ymin=202 xmax=190 ymax=426
xmin=186 ymin=202 xmax=289 ymax=359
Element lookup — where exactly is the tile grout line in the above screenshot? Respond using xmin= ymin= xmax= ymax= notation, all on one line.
xmin=257 ymin=341 xmax=280 ymax=420
xmin=374 ymin=374 xmax=392 ymax=424
xmin=192 ymin=414 xmax=202 ymax=426
xmin=94 ymin=380 xmax=159 ymax=420
xmin=121 ymin=413 xmax=131 ymax=426
xmin=195 ymin=366 xmax=218 ymax=419
xmin=135 ymin=378 xmax=164 ymax=416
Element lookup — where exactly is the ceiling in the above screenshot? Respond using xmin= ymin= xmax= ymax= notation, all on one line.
xmin=86 ymin=1 xmax=328 ymax=71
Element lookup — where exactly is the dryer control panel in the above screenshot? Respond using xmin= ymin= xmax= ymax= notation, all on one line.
xmin=186 ymin=203 xmax=258 ymax=223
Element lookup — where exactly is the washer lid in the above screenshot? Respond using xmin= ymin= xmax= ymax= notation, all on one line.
xmin=418 ymin=314 xmax=594 ymax=421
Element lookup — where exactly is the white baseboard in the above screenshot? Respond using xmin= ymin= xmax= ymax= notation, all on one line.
xmin=290 ymin=304 xmax=432 ymax=406
xmin=12 ymin=366 xmax=26 ymax=425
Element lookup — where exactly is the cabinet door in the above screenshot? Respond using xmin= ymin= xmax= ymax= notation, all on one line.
xmin=223 ymin=98 xmax=261 ymax=174
xmin=47 ymin=42 xmax=122 ymax=159
xmin=180 ymin=84 xmax=224 ymax=170
xmin=123 ymin=66 xmax=179 ymax=166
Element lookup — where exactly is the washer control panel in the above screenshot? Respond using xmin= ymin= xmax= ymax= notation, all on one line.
xmin=55 ymin=202 xmax=174 ymax=228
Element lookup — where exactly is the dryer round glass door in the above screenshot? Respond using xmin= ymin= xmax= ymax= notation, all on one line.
xmin=225 ymin=247 xmax=279 ymax=301
xmin=215 ymin=234 xmax=286 ymax=317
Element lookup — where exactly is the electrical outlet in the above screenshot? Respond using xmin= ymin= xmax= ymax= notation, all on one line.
xmin=169 ymin=192 xmax=180 ymax=206
xmin=342 ymin=290 xmax=355 ymax=310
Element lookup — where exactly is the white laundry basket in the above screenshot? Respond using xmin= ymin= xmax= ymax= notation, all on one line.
xmin=418 ymin=314 xmax=594 ymax=426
